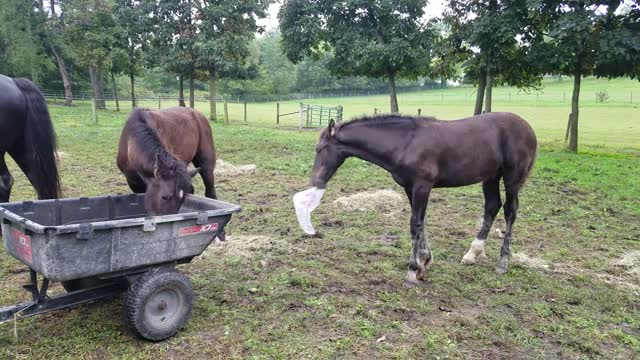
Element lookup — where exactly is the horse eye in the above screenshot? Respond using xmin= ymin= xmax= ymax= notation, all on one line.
xmin=161 ymin=195 xmax=172 ymax=201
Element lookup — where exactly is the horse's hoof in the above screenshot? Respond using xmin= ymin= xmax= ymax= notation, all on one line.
xmin=495 ymin=267 xmax=508 ymax=275
xmin=461 ymin=256 xmax=476 ymax=265
xmin=403 ymin=280 xmax=418 ymax=289
xmin=404 ymin=271 xmax=419 ymax=288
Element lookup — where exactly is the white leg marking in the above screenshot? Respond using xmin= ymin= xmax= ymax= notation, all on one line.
xmin=461 ymin=238 xmax=487 ymax=265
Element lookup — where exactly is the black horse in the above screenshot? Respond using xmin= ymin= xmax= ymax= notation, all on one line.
xmin=304 ymin=112 xmax=537 ymax=287
xmin=0 ymin=74 xmax=60 ymax=202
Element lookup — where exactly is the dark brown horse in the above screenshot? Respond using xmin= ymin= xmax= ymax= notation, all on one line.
xmin=0 ymin=74 xmax=60 ymax=202
xmin=304 ymin=112 xmax=537 ymax=287
xmin=117 ymin=107 xmax=218 ymax=216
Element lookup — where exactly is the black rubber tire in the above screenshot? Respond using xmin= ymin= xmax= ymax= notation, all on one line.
xmin=124 ymin=269 xmax=194 ymax=341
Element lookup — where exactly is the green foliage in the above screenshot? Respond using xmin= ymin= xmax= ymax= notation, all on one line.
xmin=279 ymin=0 xmax=434 ymax=79
xmin=443 ymin=0 xmax=542 ymax=89
xmin=195 ymin=0 xmax=271 ymax=80
xmin=63 ymin=0 xmax=121 ymax=68
xmin=0 ymin=0 xmax=52 ymax=80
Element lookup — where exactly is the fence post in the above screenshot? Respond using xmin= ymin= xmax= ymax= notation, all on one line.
xmin=224 ymin=100 xmax=229 ymax=124
xmin=441 ymin=91 xmax=444 ymax=104
xmin=299 ymin=102 xmax=304 ymax=129
xmin=244 ymin=101 xmax=247 ymax=123
xmin=374 ymin=108 xmax=378 ymax=115
xmin=276 ymin=103 xmax=280 ymax=125
xmin=92 ymin=98 xmax=97 ymax=123
xmin=418 ymin=108 xmax=421 ymax=116
xmin=158 ymin=97 xmax=161 ymax=109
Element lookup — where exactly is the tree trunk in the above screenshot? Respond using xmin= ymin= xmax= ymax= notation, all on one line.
xmin=440 ymin=78 xmax=446 ymax=89
xmin=50 ymin=44 xmax=73 ymax=106
xmin=129 ymin=69 xmax=136 ymax=108
xmin=386 ymin=68 xmax=399 ymax=113
xmin=89 ymin=65 xmax=106 ymax=110
xmin=484 ymin=72 xmax=493 ymax=113
xmin=111 ymin=72 xmax=120 ymax=112
xmin=189 ymin=77 xmax=195 ymax=108
xmin=178 ymin=74 xmax=186 ymax=107
xmin=568 ymin=71 xmax=581 ymax=152
xmin=209 ymin=69 xmax=218 ymax=121
xmin=474 ymin=69 xmax=487 ymax=115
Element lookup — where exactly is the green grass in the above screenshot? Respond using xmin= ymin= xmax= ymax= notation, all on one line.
xmin=0 ymin=78 xmax=638 ymax=358
xmin=52 ymin=76 xmax=640 ymax=152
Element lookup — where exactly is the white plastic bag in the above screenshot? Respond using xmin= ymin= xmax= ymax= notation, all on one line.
xmin=293 ymin=187 xmax=325 ymax=235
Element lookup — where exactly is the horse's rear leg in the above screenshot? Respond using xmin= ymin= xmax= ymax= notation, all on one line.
xmin=496 ymin=190 xmax=519 ymax=274
xmin=0 ymin=155 xmax=14 ymax=202
xmin=462 ymin=178 xmax=501 ymax=265
xmin=192 ymin=157 xmax=216 ymax=199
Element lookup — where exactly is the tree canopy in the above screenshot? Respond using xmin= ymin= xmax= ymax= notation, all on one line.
xmin=279 ymin=0 xmax=436 ymax=112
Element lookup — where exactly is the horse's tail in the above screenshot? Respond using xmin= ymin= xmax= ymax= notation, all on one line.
xmin=13 ymin=78 xmax=61 ymax=199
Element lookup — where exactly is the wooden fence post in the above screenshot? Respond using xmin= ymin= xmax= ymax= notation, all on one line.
xmin=299 ymin=103 xmax=304 ymax=129
xmin=418 ymin=108 xmax=421 ymax=116
xmin=224 ymin=100 xmax=229 ymax=124
xmin=277 ymin=102 xmax=280 ymax=125
xmin=92 ymin=98 xmax=97 ymax=123
xmin=244 ymin=101 xmax=247 ymax=123
xmin=158 ymin=97 xmax=161 ymax=109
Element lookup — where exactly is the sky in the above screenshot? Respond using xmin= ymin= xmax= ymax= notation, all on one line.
xmin=256 ymin=0 xmax=447 ymax=33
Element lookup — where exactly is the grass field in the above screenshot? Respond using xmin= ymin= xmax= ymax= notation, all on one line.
xmin=0 ymin=78 xmax=639 ymax=358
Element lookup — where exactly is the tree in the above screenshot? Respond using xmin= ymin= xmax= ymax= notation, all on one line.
xmin=279 ymin=0 xmax=435 ymax=113
xmin=257 ymin=32 xmax=296 ymax=95
xmin=533 ymin=0 xmax=640 ymax=152
xmin=115 ymin=0 xmax=147 ymax=108
xmin=195 ymin=0 xmax=271 ymax=120
xmin=444 ymin=0 xmax=543 ymax=115
xmin=148 ymin=0 xmax=198 ymax=107
xmin=0 ymin=0 xmax=51 ymax=81
xmin=64 ymin=0 xmax=121 ymax=109
xmin=39 ymin=0 xmax=75 ymax=105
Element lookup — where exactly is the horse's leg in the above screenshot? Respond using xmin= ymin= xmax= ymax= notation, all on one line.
xmin=496 ymin=190 xmax=519 ymax=274
xmin=0 ymin=154 xmax=14 ymax=202
xmin=404 ymin=182 xmax=433 ymax=288
xmin=461 ymin=178 xmax=502 ymax=265
xmin=192 ymin=156 xmax=216 ymax=199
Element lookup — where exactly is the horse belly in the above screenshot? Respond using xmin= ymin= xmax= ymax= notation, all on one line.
xmin=434 ymin=153 xmax=501 ymax=188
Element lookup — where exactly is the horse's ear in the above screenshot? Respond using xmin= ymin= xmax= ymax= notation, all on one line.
xmin=189 ymin=167 xmax=200 ymax=178
xmin=328 ymin=119 xmax=336 ymax=137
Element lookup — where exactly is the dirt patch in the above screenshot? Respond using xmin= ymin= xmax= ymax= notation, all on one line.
xmin=332 ymin=189 xmax=404 ymax=213
xmin=201 ymin=234 xmax=286 ymax=259
xmin=512 ymin=252 xmax=640 ymax=296
xmin=614 ymin=250 xmax=640 ymax=277
xmin=214 ymin=159 xmax=256 ymax=177
xmin=512 ymin=252 xmax=551 ymax=270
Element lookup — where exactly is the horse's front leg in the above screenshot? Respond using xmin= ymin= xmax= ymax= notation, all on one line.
xmin=403 ymin=182 xmax=433 ymax=288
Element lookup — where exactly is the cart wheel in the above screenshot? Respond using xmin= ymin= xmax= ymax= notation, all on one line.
xmin=124 ymin=269 xmax=194 ymax=341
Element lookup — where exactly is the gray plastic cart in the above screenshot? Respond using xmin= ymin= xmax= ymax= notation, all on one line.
xmin=0 ymin=193 xmax=240 ymax=341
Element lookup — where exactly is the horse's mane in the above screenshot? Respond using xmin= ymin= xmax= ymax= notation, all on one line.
xmin=128 ymin=108 xmax=190 ymax=188
xmin=340 ymin=114 xmax=438 ymax=130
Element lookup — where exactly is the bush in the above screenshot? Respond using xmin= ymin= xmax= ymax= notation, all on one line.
xmin=596 ymin=90 xmax=610 ymax=103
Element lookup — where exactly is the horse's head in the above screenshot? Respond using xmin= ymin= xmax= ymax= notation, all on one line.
xmin=144 ymin=158 xmax=199 ymax=216
xmin=311 ymin=119 xmax=345 ymax=189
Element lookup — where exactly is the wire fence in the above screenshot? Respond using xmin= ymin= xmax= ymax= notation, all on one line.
xmin=44 ymin=87 xmax=639 ymax=129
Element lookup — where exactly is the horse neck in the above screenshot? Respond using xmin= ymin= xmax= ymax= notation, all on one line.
xmin=337 ymin=126 xmax=400 ymax=173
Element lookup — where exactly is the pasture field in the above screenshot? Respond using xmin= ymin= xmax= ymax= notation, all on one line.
xmin=0 ymin=83 xmax=639 ymax=358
